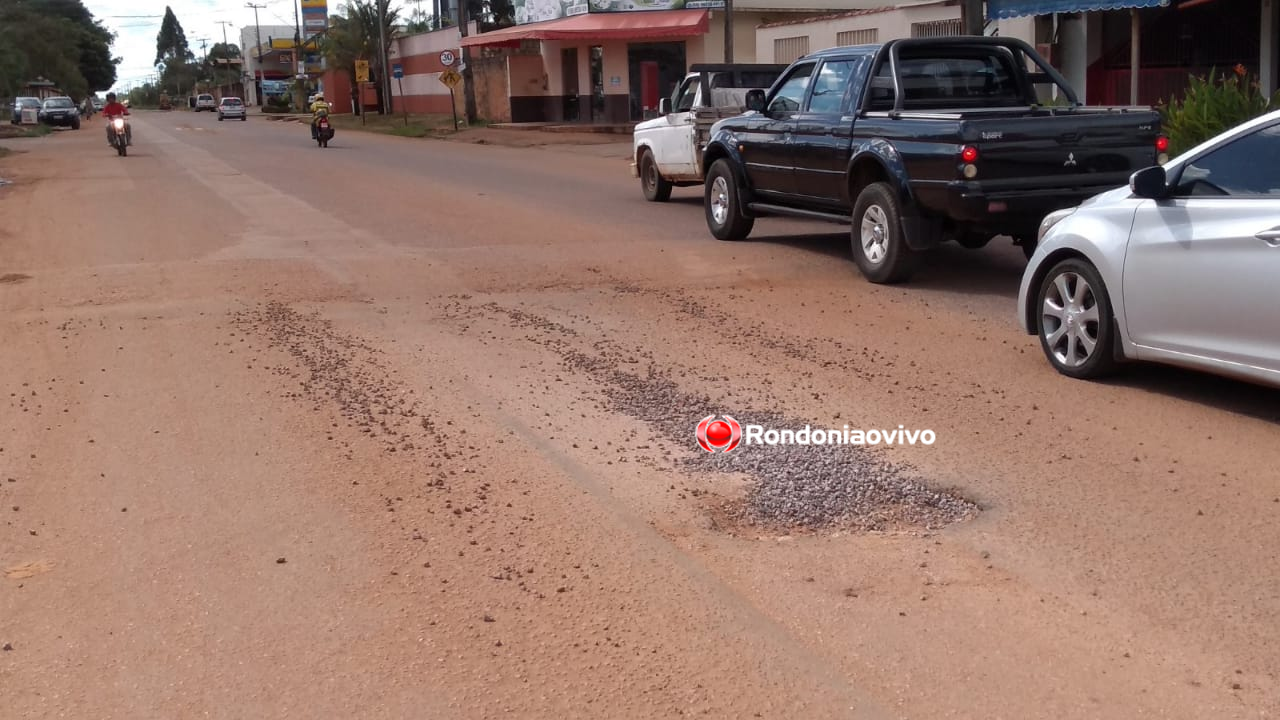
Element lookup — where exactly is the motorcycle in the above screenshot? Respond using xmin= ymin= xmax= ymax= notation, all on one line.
xmin=312 ymin=111 xmax=334 ymax=148
xmin=108 ymin=116 xmax=130 ymax=157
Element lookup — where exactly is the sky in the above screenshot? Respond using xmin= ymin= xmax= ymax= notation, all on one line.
xmin=87 ymin=0 xmax=418 ymax=93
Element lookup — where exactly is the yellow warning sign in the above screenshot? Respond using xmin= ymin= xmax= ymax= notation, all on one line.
xmin=438 ymin=68 xmax=462 ymax=89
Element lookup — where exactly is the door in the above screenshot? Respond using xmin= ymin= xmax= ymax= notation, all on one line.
xmin=791 ymin=56 xmax=868 ymax=207
xmin=651 ymin=74 xmax=700 ymax=177
xmin=1123 ymin=120 xmax=1280 ymax=372
xmin=561 ymin=48 xmax=579 ymax=121
xmin=739 ymin=61 xmax=816 ymax=199
xmin=640 ymin=61 xmax=660 ymax=118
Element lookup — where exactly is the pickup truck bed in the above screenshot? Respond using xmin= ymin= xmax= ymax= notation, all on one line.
xmin=701 ymin=37 xmax=1166 ymax=283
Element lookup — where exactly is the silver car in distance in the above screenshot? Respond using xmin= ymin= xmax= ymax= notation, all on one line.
xmin=1019 ymin=108 xmax=1280 ymax=388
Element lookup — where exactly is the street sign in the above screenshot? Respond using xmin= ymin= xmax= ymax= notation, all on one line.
xmin=439 ymin=50 xmax=456 ymax=67
xmin=438 ymin=68 xmax=462 ymax=89
xmin=392 ymin=63 xmax=403 ymax=79
xmin=355 ymin=60 xmax=370 ymax=82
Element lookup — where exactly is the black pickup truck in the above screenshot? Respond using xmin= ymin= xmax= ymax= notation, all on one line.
xmin=702 ymin=37 xmax=1167 ymax=283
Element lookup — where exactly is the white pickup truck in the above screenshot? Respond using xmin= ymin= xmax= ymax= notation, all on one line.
xmin=631 ymin=63 xmax=787 ymax=202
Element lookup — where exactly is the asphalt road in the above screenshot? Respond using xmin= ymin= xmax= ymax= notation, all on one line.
xmin=1 ymin=110 xmax=1278 ymax=719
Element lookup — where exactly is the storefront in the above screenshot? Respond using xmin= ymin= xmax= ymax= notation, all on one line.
xmin=988 ymin=0 xmax=1280 ymax=106
xmin=461 ymin=3 xmax=721 ymax=122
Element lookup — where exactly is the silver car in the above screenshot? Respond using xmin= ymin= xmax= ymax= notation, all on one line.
xmin=1019 ymin=108 xmax=1280 ymax=388
xmin=217 ymin=96 xmax=246 ymax=121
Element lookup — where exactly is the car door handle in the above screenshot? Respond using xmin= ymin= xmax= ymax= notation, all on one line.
xmin=1255 ymin=229 xmax=1280 ymax=245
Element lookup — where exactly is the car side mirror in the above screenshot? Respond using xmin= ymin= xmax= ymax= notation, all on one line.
xmin=658 ymin=98 xmax=672 ymax=115
xmin=1130 ymin=165 xmax=1169 ymax=199
xmin=745 ymin=89 xmax=766 ymax=112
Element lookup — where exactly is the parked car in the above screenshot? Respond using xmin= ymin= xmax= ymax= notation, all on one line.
xmin=195 ymin=93 xmax=217 ymax=111
xmin=217 ymin=96 xmax=247 ymax=121
xmin=38 ymin=96 xmax=81 ymax=129
xmin=1018 ymin=108 xmax=1280 ymax=389
xmin=631 ymin=63 xmax=788 ymax=201
xmin=10 ymin=96 xmax=41 ymax=124
xmin=701 ymin=37 xmax=1167 ymax=283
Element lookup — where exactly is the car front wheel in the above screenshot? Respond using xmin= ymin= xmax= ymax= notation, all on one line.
xmin=1035 ymin=258 xmax=1118 ymax=379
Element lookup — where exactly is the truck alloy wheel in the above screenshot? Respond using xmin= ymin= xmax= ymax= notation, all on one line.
xmin=705 ymin=159 xmax=753 ymax=241
xmin=851 ymin=182 xmax=918 ymax=284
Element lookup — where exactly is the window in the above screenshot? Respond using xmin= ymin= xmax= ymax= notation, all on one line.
xmin=806 ymin=60 xmax=858 ymax=114
xmin=837 ymin=28 xmax=878 ymax=46
xmin=773 ymin=36 xmax=811 ymax=65
xmin=767 ymin=63 xmax=815 ymax=114
xmin=674 ymin=77 xmax=699 ymax=112
xmin=865 ymin=50 xmax=1023 ymax=110
xmin=911 ymin=18 xmax=963 ymax=38
xmin=1175 ymin=123 xmax=1280 ymax=196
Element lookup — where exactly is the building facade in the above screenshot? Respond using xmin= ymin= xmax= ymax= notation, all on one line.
xmin=988 ymin=0 xmax=1280 ymax=106
xmin=460 ymin=1 xmax=889 ymax=123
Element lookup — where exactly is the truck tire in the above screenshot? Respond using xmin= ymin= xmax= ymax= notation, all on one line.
xmin=640 ymin=149 xmax=672 ymax=202
xmin=851 ymin=182 xmax=918 ymax=284
xmin=705 ymin=159 xmax=754 ymax=241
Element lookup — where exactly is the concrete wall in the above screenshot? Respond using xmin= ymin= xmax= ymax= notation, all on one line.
xmin=387 ymin=25 xmax=470 ymax=116
xmin=754 ymin=4 xmax=1038 ymax=63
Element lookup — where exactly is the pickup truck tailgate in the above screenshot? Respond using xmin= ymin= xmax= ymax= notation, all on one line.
xmin=960 ymin=110 xmax=1162 ymax=190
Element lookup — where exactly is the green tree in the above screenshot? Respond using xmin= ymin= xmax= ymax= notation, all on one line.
xmin=204 ymin=42 xmax=241 ymax=86
xmin=25 ymin=0 xmax=118 ymax=90
xmin=154 ymin=6 xmax=193 ymax=68
xmin=0 ymin=0 xmax=117 ymax=97
xmin=322 ymin=1 xmax=399 ymax=113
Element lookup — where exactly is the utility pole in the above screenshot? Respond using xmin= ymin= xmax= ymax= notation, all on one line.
xmin=458 ymin=0 xmax=476 ymax=123
xmin=723 ymin=0 xmax=734 ymax=63
xmin=247 ymin=2 xmax=266 ymax=105
xmin=378 ymin=0 xmax=391 ymax=114
xmin=960 ymin=0 xmax=984 ymax=35
xmin=216 ymin=20 xmax=234 ymax=88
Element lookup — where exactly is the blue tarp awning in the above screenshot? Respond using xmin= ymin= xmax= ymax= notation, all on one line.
xmin=987 ymin=0 xmax=1168 ymax=20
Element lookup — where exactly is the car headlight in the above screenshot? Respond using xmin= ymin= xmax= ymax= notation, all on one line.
xmin=1037 ymin=208 xmax=1075 ymax=244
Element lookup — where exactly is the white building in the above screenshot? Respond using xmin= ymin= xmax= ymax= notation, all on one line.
xmin=755 ymin=1 xmax=1037 ymax=64
xmin=240 ymin=24 xmax=298 ymax=105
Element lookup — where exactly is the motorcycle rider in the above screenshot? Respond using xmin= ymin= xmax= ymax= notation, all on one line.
xmin=101 ymin=92 xmax=131 ymax=145
xmin=309 ymin=92 xmax=331 ymax=140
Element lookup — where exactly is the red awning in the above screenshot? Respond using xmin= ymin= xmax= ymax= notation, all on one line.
xmin=461 ymin=10 xmax=709 ymax=48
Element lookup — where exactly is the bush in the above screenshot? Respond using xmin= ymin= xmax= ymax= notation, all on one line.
xmin=1160 ymin=65 xmax=1280 ymax=156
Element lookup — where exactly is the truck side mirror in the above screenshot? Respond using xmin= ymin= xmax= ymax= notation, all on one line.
xmin=746 ymin=89 xmax=766 ymax=112
xmin=1129 ymin=165 xmax=1169 ymax=199
xmin=659 ymin=98 xmax=672 ymax=115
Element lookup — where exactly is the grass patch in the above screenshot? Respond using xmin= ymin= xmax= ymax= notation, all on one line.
xmin=0 ymin=124 xmax=51 ymax=139
xmin=330 ymin=112 xmax=472 ymax=138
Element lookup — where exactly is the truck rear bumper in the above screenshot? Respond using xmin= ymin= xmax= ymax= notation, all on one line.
xmin=941 ymin=181 xmax=1123 ymax=236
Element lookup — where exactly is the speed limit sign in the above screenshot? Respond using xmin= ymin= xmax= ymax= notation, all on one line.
xmin=439 ymin=50 xmax=456 ymax=67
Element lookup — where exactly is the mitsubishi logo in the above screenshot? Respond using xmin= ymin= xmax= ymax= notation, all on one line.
xmin=1064 ymin=152 xmax=1078 ymax=167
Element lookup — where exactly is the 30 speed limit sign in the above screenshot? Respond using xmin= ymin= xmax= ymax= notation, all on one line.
xmin=439 ymin=50 xmax=456 ymax=67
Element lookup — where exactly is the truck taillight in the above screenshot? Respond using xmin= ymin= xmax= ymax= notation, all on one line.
xmin=1155 ymin=135 xmax=1169 ymax=152
xmin=961 ymin=145 xmax=979 ymax=163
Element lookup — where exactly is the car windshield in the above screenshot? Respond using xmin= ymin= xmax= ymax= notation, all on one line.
xmin=45 ymin=98 xmax=74 ymax=108
xmin=222 ymin=99 xmax=242 ymax=106
xmin=199 ymin=95 xmax=213 ymax=100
